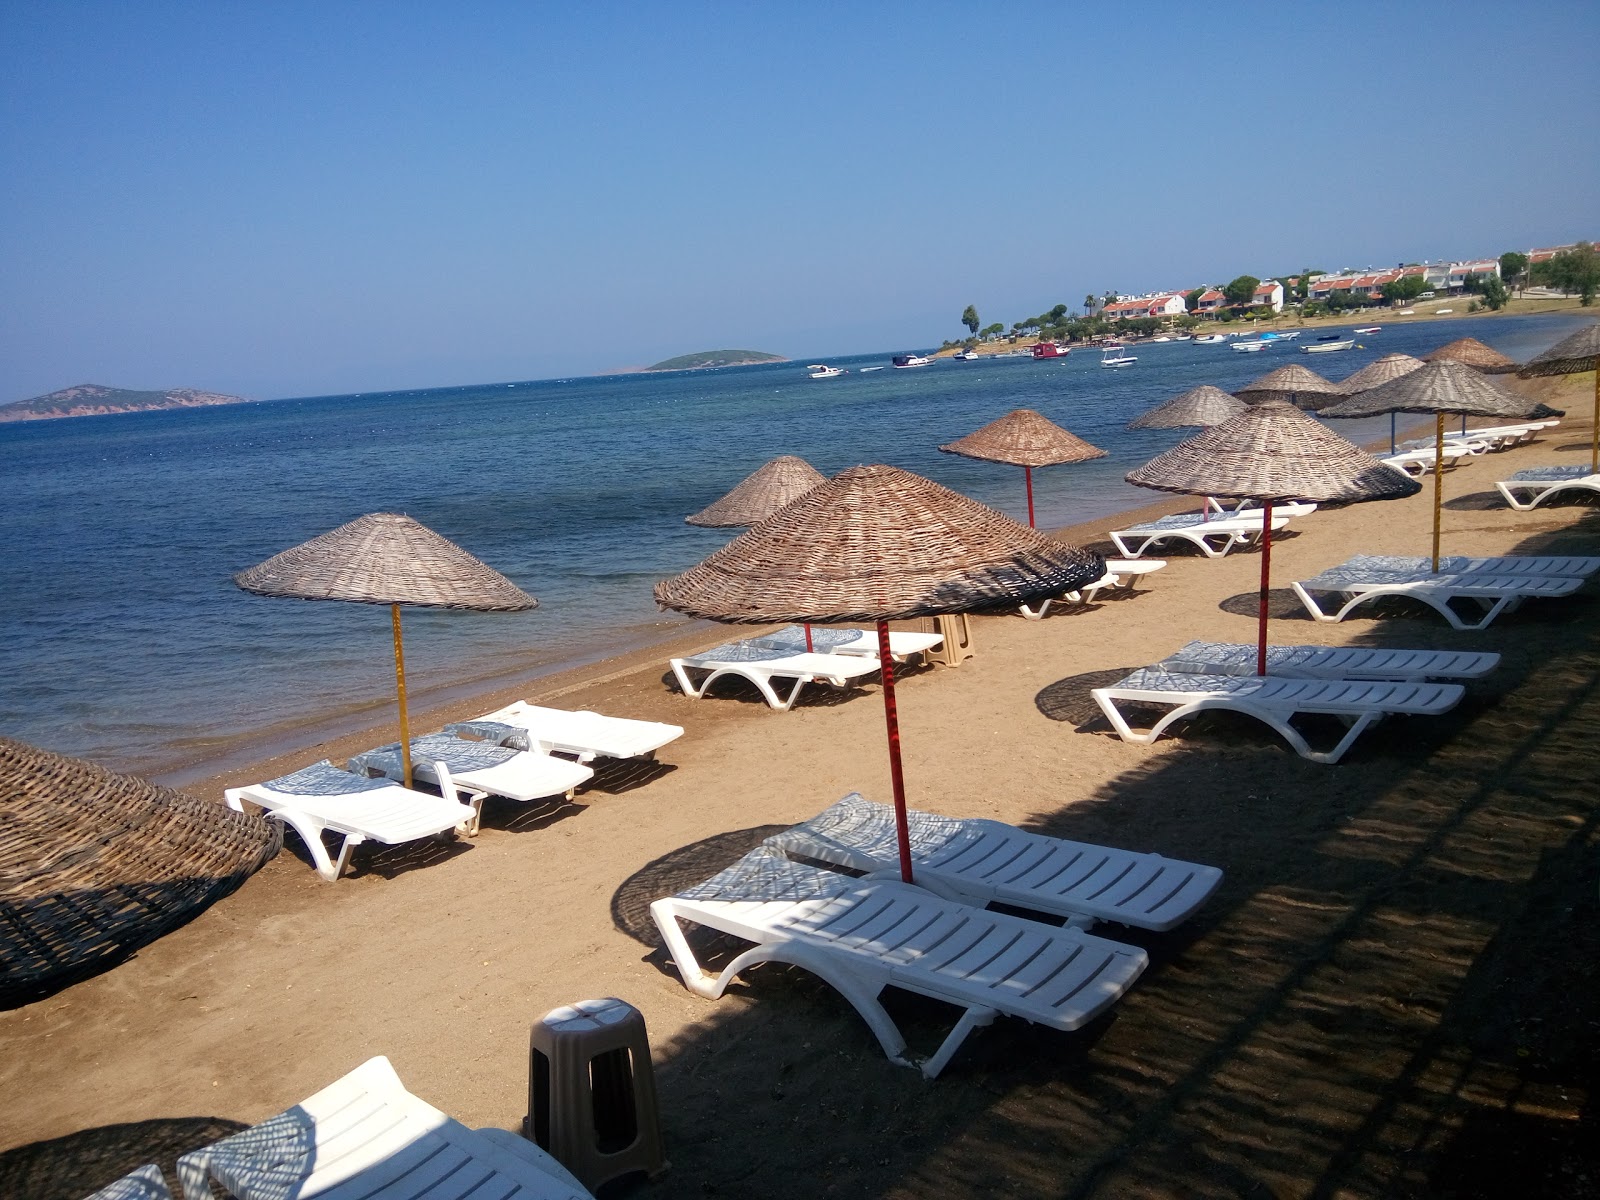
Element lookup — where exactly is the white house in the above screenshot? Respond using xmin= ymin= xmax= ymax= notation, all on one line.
xmin=1251 ymin=280 xmax=1285 ymax=313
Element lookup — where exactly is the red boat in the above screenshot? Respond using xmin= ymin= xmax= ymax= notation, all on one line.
xmin=1031 ymin=341 xmax=1069 ymax=359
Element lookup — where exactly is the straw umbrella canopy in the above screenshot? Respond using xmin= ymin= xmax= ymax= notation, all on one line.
xmin=234 ymin=512 xmax=536 ymax=786
xmin=1319 ymin=360 xmax=1548 ymax=571
xmin=1126 ymin=402 xmax=1419 ymax=674
xmin=1233 ymin=363 xmax=1345 ymax=411
xmin=1127 ymin=384 xmax=1247 ymax=430
xmin=655 ymin=463 xmax=1104 ymax=881
xmin=937 ymin=409 xmax=1107 ymax=527
xmin=685 ymin=455 xmax=826 ymax=527
xmin=1519 ymin=322 xmax=1600 ymax=472
xmin=1421 ymin=337 xmax=1519 ymax=374
xmin=1336 ymin=353 xmax=1427 ymax=453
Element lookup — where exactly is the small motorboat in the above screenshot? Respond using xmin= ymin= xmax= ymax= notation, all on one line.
xmin=1031 ymin=341 xmax=1069 ymax=359
xmin=1315 ymin=333 xmax=1344 ymax=341
xmin=1231 ymin=340 xmax=1269 ymax=353
xmin=953 ymin=347 xmax=981 ymax=360
xmin=1301 ymin=340 xmax=1355 ymax=354
xmin=1100 ymin=346 xmax=1137 ymax=368
xmin=1193 ymin=334 xmax=1226 ymax=345
xmin=858 ymin=365 xmax=886 ymax=372
xmin=891 ymin=353 xmax=934 ymax=368
xmin=806 ymin=364 xmax=846 ymax=379
xmin=1354 ymin=326 xmax=1381 ymax=335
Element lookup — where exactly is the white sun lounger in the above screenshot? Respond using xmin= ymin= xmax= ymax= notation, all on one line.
xmin=1381 ymin=446 xmax=1476 ymax=476
xmin=652 ymin=846 xmax=1148 ymax=1079
xmin=83 ymin=1165 xmax=173 ymax=1200
xmin=748 ymin=624 xmax=945 ymax=662
xmin=176 ymin=1055 xmax=591 ymax=1200
xmin=464 ymin=701 xmax=684 ymax=763
xmin=1090 ymin=668 xmax=1465 ymax=763
xmin=1345 ymin=553 xmax=1600 ymax=579
xmin=669 ymin=641 xmax=882 ymax=710
xmin=1019 ymin=558 xmax=1168 ymax=619
xmin=1157 ymin=639 xmax=1500 ymax=681
xmin=1108 ymin=507 xmax=1301 ymax=559
xmin=1291 ymin=558 xmax=1587 ymax=630
xmin=225 ymin=761 xmax=478 ymax=882
xmin=763 ymin=793 xmax=1221 ymax=932
xmin=351 ymin=733 xmax=593 ymax=822
xmin=1496 ymin=465 xmax=1600 ymax=512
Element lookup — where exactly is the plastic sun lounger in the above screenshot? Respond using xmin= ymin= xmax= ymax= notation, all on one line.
xmin=1090 ymin=668 xmax=1465 ymax=764
xmin=225 ymin=761 xmax=478 ymax=882
xmin=351 ymin=733 xmax=594 ymax=820
xmin=176 ymin=1055 xmax=591 ymax=1200
xmin=1345 ymin=553 xmax=1600 ymax=580
xmin=1157 ymin=639 xmax=1500 ymax=681
xmin=464 ymin=701 xmax=684 ymax=763
xmin=668 ymin=642 xmax=883 ymax=710
xmin=1381 ymin=447 xmax=1474 ymax=476
xmin=1496 ymin=465 xmax=1600 ymax=512
xmin=1019 ymin=558 xmax=1167 ymax=619
xmin=651 ymin=846 xmax=1148 ymax=1079
xmin=1291 ymin=560 xmax=1587 ymax=630
xmin=763 ymin=792 xmax=1222 ymax=932
xmin=83 ymin=1165 xmax=173 ymax=1200
xmin=1108 ymin=509 xmax=1298 ymax=560
xmin=749 ymin=625 xmax=945 ymax=662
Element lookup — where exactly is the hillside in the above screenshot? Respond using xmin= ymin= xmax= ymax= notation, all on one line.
xmin=0 ymin=383 xmax=250 ymax=422
xmin=645 ymin=350 xmax=786 ymax=372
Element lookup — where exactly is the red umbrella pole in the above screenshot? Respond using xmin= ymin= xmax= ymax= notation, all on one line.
xmin=1024 ymin=466 xmax=1036 ymax=528
xmin=1256 ymin=500 xmax=1275 ymax=676
xmin=804 ymin=623 xmax=814 ymax=652
xmin=876 ymin=620 xmax=914 ymax=883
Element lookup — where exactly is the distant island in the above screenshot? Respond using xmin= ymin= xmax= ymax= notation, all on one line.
xmin=0 ymin=383 xmax=251 ymax=423
xmin=644 ymin=350 xmax=787 ymax=372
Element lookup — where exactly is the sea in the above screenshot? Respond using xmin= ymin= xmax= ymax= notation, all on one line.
xmin=2 ymin=312 xmax=1590 ymax=783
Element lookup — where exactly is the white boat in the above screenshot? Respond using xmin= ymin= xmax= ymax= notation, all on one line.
xmin=1231 ymin=340 xmax=1269 ymax=353
xmin=891 ymin=353 xmax=934 ymax=368
xmin=1271 ymin=330 xmax=1301 ymax=340
xmin=1193 ymin=334 xmax=1225 ymax=345
xmin=858 ymin=365 xmax=886 ymax=372
xmin=1100 ymin=346 xmax=1137 ymax=368
xmin=806 ymin=364 xmax=845 ymax=379
xmin=1151 ymin=336 xmax=1171 ymax=343
xmin=1354 ymin=326 xmax=1381 ymax=335
xmin=953 ymin=348 xmax=981 ymax=360
xmin=1301 ymin=340 xmax=1355 ymax=354
xmin=1434 ymin=309 xmax=1454 ymax=315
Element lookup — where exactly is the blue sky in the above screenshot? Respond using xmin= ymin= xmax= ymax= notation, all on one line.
xmin=3 ymin=2 xmax=1597 ymax=401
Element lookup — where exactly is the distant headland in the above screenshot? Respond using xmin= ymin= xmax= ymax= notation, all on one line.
xmin=0 ymin=383 xmax=250 ymax=423
xmin=644 ymin=350 xmax=786 ymax=372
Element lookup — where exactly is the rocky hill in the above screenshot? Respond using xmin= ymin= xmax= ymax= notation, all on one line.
xmin=644 ymin=350 xmax=786 ymax=372
xmin=0 ymin=383 xmax=250 ymax=422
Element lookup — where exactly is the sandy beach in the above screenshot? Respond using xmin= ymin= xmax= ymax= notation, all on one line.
xmin=2 ymin=370 xmax=1596 ymax=1198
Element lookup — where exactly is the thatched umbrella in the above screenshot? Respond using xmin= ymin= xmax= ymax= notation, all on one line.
xmin=655 ymin=464 xmax=1104 ymax=881
xmin=937 ymin=409 xmax=1107 ymax=527
xmin=1319 ymin=361 xmax=1547 ymax=571
xmin=1127 ymin=384 xmax=1247 ymax=430
xmin=1519 ymin=322 xmax=1600 ymax=472
xmin=685 ymin=455 xmax=826 ymax=527
xmin=1126 ymin=402 xmax=1418 ymax=674
xmin=1422 ymin=337 xmax=1519 ymax=374
xmin=1233 ymin=363 xmax=1345 ymax=411
xmin=1336 ymin=353 xmax=1427 ymax=453
xmin=235 ymin=513 xmax=536 ymax=786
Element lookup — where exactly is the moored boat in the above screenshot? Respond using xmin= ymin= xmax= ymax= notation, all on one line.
xmin=1231 ymin=340 xmax=1269 ymax=353
xmin=1193 ymin=333 xmax=1225 ymax=345
xmin=806 ymin=364 xmax=846 ymax=378
xmin=1301 ymin=339 xmax=1355 ymax=354
xmin=1100 ymin=345 xmax=1137 ymax=368
xmin=1354 ymin=326 xmax=1381 ymax=335
xmin=1031 ymin=341 xmax=1069 ymax=359
xmin=891 ymin=353 xmax=934 ymax=368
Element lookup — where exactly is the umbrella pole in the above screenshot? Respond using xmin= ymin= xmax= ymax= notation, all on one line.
xmin=391 ymin=603 xmax=413 ymax=788
xmin=1024 ymin=466 xmax=1035 ymax=528
xmin=875 ymin=620 xmax=913 ymax=883
xmin=1592 ymin=368 xmax=1598 ymax=475
xmin=1257 ymin=500 xmax=1274 ymax=676
xmin=1432 ymin=415 xmax=1445 ymax=573
xmin=804 ymin=623 xmax=814 ymax=653
xmin=1390 ymin=413 xmax=1397 ymax=456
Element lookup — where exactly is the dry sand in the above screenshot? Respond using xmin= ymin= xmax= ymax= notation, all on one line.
xmin=2 ymin=372 xmax=1597 ymax=1199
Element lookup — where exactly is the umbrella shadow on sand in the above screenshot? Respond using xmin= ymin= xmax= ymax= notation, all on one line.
xmin=0 ymin=1117 xmax=248 ymax=1200
xmin=1443 ymin=490 xmax=1514 ymax=511
xmin=1034 ymin=668 xmax=1139 ymax=727
xmin=610 ymin=825 xmax=789 ymax=949
xmin=1218 ymin=588 xmax=1311 ymax=620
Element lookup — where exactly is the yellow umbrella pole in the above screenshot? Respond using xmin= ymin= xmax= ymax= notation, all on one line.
xmin=1440 ymin=412 xmax=1452 ymax=572
xmin=391 ymin=603 xmax=413 ymax=788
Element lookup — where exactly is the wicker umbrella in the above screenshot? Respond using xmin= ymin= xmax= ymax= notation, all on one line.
xmin=1336 ymin=353 xmax=1427 ymax=453
xmin=685 ymin=455 xmax=826 ymax=527
xmin=1127 ymin=385 xmax=1247 ymax=430
xmin=1519 ymin=322 xmax=1600 ymax=472
xmin=1233 ymin=363 xmax=1345 ymax=411
xmin=1126 ymin=402 xmax=1418 ymax=674
xmin=937 ymin=409 xmax=1106 ymax=527
xmin=1421 ymin=337 xmax=1519 ymax=374
xmin=656 ymin=464 xmax=1104 ymax=881
xmin=1319 ymin=361 xmax=1547 ymax=571
xmin=234 ymin=513 xmax=536 ymax=786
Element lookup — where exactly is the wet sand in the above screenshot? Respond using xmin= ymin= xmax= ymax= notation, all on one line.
xmin=2 ymin=371 xmax=1596 ymax=1199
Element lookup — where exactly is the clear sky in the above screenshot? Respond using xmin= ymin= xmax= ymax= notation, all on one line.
xmin=3 ymin=2 xmax=1597 ymax=402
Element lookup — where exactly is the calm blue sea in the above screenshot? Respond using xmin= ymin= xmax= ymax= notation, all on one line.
xmin=2 ymin=312 xmax=1589 ymax=779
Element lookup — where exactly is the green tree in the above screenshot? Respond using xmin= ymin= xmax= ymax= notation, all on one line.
xmin=961 ymin=305 xmax=980 ymax=336
xmin=1499 ymin=252 xmax=1528 ymax=291
xmin=1537 ymin=243 xmax=1599 ymax=305
xmin=1184 ymin=287 xmax=1204 ymax=313
xmin=1380 ymin=275 xmax=1428 ymax=305
xmin=1084 ymin=293 xmax=1097 ymax=314
xmin=1223 ymin=275 xmax=1261 ymax=307
xmin=1480 ymin=274 xmax=1509 ymax=310
xmin=979 ymin=322 xmax=1004 ymax=339
xmin=1102 ymin=290 xmax=1117 ymax=308
xmin=1045 ymin=303 xmax=1068 ymax=324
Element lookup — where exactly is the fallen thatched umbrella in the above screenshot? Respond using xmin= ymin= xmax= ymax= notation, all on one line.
xmin=1127 ymin=384 xmax=1247 ymax=430
xmin=655 ymin=464 xmax=1104 ymax=881
xmin=685 ymin=455 xmax=826 ymax=527
xmin=234 ymin=513 xmax=536 ymax=786
xmin=1335 ymin=354 xmax=1427 ymax=453
xmin=1319 ymin=361 xmax=1547 ymax=571
xmin=1519 ymin=322 xmax=1600 ymax=473
xmin=1233 ymin=363 xmax=1345 ymax=411
xmin=1126 ymin=402 xmax=1419 ymax=674
xmin=1422 ymin=337 xmax=1519 ymax=374
xmin=937 ymin=409 xmax=1107 ymax=527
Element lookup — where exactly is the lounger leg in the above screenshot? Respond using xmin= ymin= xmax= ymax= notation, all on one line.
xmin=1291 ymin=582 xmax=1337 ymax=623
xmin=267 ymin=812 xmax=355 ymax=882
xmin=669 ymin=660 xmax=709 ymax=699
xmin=920 ymin=1006 xmax=998 ymax=1080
